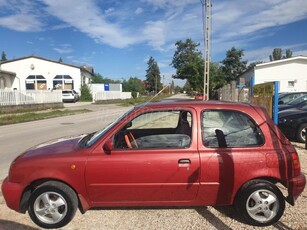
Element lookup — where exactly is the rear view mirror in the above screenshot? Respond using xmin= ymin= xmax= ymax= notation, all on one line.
xmin=103 ymin=139 xmax=114 ymax=154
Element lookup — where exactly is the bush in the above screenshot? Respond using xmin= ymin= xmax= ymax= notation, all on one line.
xmin=80 ymin=84 xmax=92 ymax=101
xmin=131 ymin=91 xmax=137 ymax=99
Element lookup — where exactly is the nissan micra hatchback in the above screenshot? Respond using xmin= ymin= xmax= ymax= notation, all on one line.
xmin=2 ymin=101 xmax=306 ymax=229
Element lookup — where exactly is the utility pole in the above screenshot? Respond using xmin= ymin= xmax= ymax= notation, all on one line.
xmin=155 ymin=74 xmax=157 ymax=95
xmin=201 ymin=0 xmax=211 ymax=100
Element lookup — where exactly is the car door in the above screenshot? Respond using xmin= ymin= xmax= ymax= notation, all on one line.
xmin=85 ymin=109 xmax=200 ymax=205
xmin=197 ymin=109 xmax=267 ymax=205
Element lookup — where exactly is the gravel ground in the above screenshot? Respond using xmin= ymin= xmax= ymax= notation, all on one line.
xmin=0 ymin=143 xmax=306 ymax=230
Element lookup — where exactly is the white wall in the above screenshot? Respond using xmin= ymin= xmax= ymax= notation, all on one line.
xmin=255 ymin=58 xmax=307 ymax=92
xmin=1 ymin=57 xmax=82 ymax=93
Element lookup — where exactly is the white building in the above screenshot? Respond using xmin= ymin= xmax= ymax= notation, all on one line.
xmin=254 ymin=56 xmax=307 ymax=92
xmin=0 ymin=55 xmax=93 ymax=93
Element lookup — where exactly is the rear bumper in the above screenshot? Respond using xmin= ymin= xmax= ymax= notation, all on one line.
xmin=1 ymin=177 xmax=24 ymax=212
xmin=287 ymin=173 xmax=306 ymax=205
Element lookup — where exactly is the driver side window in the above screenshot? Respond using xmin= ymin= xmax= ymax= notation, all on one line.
xmin=113 ymin=110 xmax=192 ymax=149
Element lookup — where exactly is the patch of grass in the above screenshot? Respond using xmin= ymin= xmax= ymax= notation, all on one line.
xmin=0 ymin=109 xmax=91 ymax=126
xmin=119 ymin=94 xmax=172 ymax=106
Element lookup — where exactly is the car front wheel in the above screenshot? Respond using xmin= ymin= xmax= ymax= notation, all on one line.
xmin=234 ymin=180 xmax=285 ymax=226
xmin=28 ymin=181 xmax=78 ymax=229
xmin=297 ymin=123 xmax=307 ymax=143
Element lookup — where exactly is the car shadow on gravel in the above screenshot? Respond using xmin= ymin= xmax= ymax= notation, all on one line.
xmin=0 ymin=220 xmax=39 ymax=230
xmin=195 ymin=206 xmax=235 ymax=230
xmin=196 ymin=206 xmax=294 ymax=230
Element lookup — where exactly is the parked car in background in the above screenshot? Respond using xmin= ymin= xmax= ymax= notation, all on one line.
xmin=278 ymin=104 xmax=307 ymax=142
xmin=2 ymin=101 xmax=305 ymax=228
xmin=194 ymin=93 xmax=205 ymax=100
xmin=278 ymin=92 xmax=307 ymax=104
xmin=62 ymin=90 xmax=78 ymax=102
xmin=279 ymin=94 xmax=307 ymax=111
xmin=72 ymin=90 xmax=80 ymax=101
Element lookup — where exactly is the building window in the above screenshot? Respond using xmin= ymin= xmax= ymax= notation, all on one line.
xmin=288 ymin=81 xmax=295 ymax=87
xmin=53 ymin=75 xmax=74 ymax=90
xmin=25 ymin=75 xmax=47 ymax=90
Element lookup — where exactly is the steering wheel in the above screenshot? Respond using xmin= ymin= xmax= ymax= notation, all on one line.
xmin=124 ymin=132 xmax=138 ymax=148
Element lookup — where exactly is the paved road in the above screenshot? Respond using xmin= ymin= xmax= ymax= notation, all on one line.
xmin=0 ymin=104 xmax=130 ymax=179
xmin=0 ymin=94 xmax=191 ymax=179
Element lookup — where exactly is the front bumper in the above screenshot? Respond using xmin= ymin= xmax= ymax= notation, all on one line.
xmin=1 ymin=177 xmax=24 ymax=212
xmin=287 ymin=173 xmax=306 ymax=205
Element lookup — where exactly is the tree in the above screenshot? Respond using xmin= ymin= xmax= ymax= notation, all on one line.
xmin=285 ymin=49 xmax=292 ymax=59
xmin=209 ymin=62 xmax=226 ymax=98
xmin=247 ymin=61 xmax=264 ymax=69
xmin=269 ymin=48 xmax=293 ymax=61
xmin=1 ymin=51 xmax=7 ymax=61
xmin=80 ymin=84 xmax=92 ymax=101
xmin=122 ymin=77 xmax=145 ymax=95
xmin=269 ymin=48 xmax=282 ymax=61
xmin=145 ymin=56 xmax=162 ymax=94
xmin=59 ymin=57 xmax=63 ymax=62
xmin=91 ymin=73 xmax=120 ymax=84
xmin=171 ymin=39 xmax=204 ymax=92
xmin=221 ymin=47 xmax=247 ymax=83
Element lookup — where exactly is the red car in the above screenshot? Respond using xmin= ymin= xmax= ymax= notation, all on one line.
xmin=194 ymin=93 xmax=206 ymax=100
xmin=2 ymin=101 xmax=306 ymax=229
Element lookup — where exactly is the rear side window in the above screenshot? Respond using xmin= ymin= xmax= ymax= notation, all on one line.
xmin=201 ymin=110 xmax=264 ymax=148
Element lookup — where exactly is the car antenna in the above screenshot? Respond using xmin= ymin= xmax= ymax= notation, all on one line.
xmin=147 ymin=86 xmax=169 ymax=103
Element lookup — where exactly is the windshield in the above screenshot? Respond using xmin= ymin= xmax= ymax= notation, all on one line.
xmin=79 ymin=108 xmax=134 ymax=148
xmin=288 ymin=95 xmax=307 ymax=105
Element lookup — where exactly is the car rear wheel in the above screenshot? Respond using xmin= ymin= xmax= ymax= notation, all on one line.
xmin=234 ymin=180 xmax=285 ymax=226
xmin=297 ymin=123 xmax=307 ymax=143
xmin=28 ymin=181 xmax=78 ymax=229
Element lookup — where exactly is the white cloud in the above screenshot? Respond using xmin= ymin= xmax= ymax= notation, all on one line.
xmin=0 ymin=14 xmax=44 ymax=32
xmin=53 ymin=47 xmax=73 ymax=54
xmin=53 ymin=44 xmax=74 ymax=54
xmin=1 ymin=0 xmax=307 ymax=60
xmin=42 ymin=0 xmax=141 ymax=48
xmin=135 ymin=7 xmax=143 ymax=15
xmin=212 ymin=0 xmax=307 ymax=43
xmin=51 ymin=23 xmax=71 ymax=30
xmin=142 ymin=21 xmax=166 ymax=51
xmin=105 ymin=8 xmax=114 ymax=14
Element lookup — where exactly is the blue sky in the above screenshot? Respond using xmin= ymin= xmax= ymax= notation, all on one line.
xmin=1 ymin=0 xmax=307 ymax=86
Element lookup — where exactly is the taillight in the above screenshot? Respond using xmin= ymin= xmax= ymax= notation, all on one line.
xmin=291 ymin=152 xmax=301 ymax=176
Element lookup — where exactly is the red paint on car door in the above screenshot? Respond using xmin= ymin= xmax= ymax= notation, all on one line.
xmin=85 ymin=148 xmax=200 ymax=205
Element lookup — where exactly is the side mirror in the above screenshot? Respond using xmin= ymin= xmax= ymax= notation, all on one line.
xmin=103 ymin=139 xmax=113 ymax=154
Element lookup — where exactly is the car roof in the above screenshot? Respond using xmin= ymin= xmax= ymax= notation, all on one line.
xmin=135 ymin=99 xmax=256 ymax=110
xmin=279 ymin=92 xmax=307 ymax=98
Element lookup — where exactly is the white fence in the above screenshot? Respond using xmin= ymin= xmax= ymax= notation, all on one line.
xmin=0 ymin=90 xmax=62 ymax=106
xmin=93 ymin=91 xmax=132 ymax=102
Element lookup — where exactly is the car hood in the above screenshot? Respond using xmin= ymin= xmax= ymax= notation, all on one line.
xmin=278 ymin=105 xmax=293 ymax=111
xmin=21 ymin=134 xmax=86 ymax=159
xmin=279 ymin=108 xmax=307 ymax=118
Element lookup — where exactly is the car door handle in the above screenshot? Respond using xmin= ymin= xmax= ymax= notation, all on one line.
xmin=178 ymin=159 xmax=191 ymax=164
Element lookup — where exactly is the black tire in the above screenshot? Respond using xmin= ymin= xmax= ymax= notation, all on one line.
xmin=28 ymin=181 xmax=78 ymax=229
xmin=234 ymin=180 xmax=285 ymax=226
xmin=296 ymin=123 xmax=307 ymax=143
